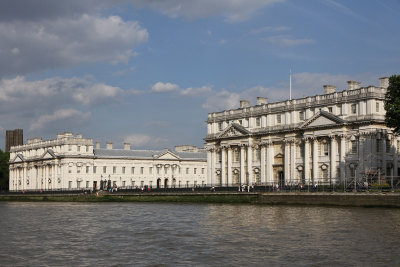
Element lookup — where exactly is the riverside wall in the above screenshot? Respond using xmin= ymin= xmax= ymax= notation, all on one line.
xmin=0 ymin=192 xmax=399 ymax=207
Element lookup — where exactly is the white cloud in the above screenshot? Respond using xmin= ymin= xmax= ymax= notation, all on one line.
xmin=29 ymin=109 xmax=91 ymax=131
xmin=0 ymin=14 xmax=148 ymax=77
xmin=151 ymin=82 xmax=180 ymax=93
xmin=264 ymin=35 xmax=314 ymax=46
xmin=124 ymin=134 xmax=168 ymax=148
xmin=180 ymin=86 xmax=213 ymax=96
xmin=130 ymin=0 xmax=284 ymax=22
xmin=250 ymin=26 xmax=291 ymax=34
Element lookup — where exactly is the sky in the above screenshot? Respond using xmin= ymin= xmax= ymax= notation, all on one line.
xmin=0 ymin=0 xmax=399 ymax=151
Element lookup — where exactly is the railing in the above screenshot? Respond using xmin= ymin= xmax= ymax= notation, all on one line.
xmin=4 ymin=176 xmax=400 ymax=195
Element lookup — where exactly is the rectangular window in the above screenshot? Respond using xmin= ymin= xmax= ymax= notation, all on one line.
xmin=140 ymin=181 xmax=144 ymax=187
xmin=351 ymin=104 xmax=357 ymax=114
xmin=68 ymin=145 xmax=72 ymax=151
xmin=157 ymin=167 xmax=160 ymax=174
xmin=86 ymin=146 xmax=89 ymax=152
xmin=218 ymin=122 xmax=223 ymax=131
xmin=238 ymin=119 xmax=242 ymax=125
xmin=93 ymin=166 xmax=97 ymax=174
xmin=68 ymin=181 xmax=72 ymax=189
xmin=256 ymin=117 xmax=261 ymax=127
xmin=201 ymin=168 xmax=204 ymax=174
xmin=277 ymin=114 xmax=281 ymax=124
xmin=377 ymin=139 xmax=381 ymax=152
xmin=194 ymin=168 xmax=197 ymax=174
xmin=351 ymin=141 xmax=357 ymax=154
xmin=328 ymin=107 xmax=333 ymax=113
xmin=86 ymin=166 xmax=89 ymax=174
xmin=77 ymin=167 xmax=81 ymax=174
xmin=132 ymin=181 xmax=135 ymax=187
xmin=77 ymin=146 xmax=80 ymax=152
xmin=77 ymin=181 xmax=81 ymax=188
xmin=68 ymin=167 xmax=72 ymax=174
xmin=140 ymin=167 xmax=144 ymax=174
xmin=131 ymin=167 xmax=135 ymax=174
xmin=122 ymin=181 xmax=126 ymax=187
xmin=323 ymin=143 xmax=329 ymax=156
xmin=386 ymin=139 xmax=391 ymax=153
xmin=376 ymin=102 xmax=380 ymax=112
xmin=86 ymin=181 xmax=89 ymax=188
xmin=337 ymin=105 xmax=342 ymax=115
xmin=149 ymin=167 xmax=153 ymax=174
xmin=103 ymin=166 xmax=106 ymax=174
xmin=113 ymin=166 xmax=116 ymax=174
xmin=122 ymin=167 xmax=125 ymax=174
xmin=299 ymin=111 xmax=305 ymax=121
xmin=234 ymin=149 xmax=240 ymax=162
xmin=186 ymin=168 xmax=189 ymax=174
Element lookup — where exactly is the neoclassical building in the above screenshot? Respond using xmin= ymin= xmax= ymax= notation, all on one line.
xmin=9 ymin=132 xmax=207 ymax=191
xmin=205 ymin=77 xmax=400 ymax=186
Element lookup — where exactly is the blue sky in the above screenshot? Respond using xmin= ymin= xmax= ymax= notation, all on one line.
xmin=0 ymin=0 xmax=399 ymax=150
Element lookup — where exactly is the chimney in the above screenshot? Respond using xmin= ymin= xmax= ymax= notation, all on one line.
xmin=256 ymin=97 xmax=268 ymax=105
xmin=379 ymin=77 xmax=389 ymax=89
xmin=124 ymin=143 xmax=131 ymax=150
xmin=106 ymin=142 xmax=113 ymax=149
xmin=240 ymin=100 xmax=250 ymax=108
xmin=96 ymin=142 xmax=100 ymax=149
xmin=347 ymin=80 xmax=361 ymax=90
xmin=323 ymin=85 xmax=336 ymax=94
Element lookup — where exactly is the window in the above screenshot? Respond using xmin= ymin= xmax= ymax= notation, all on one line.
xmin=194 ymin=168 xmax=197 ymax=174
xmin=149 ymin=167 xmax=153 ymax=174
xmin=86 ymin=181 xmax=89 ymax=188
xmin=376 ymin=102 xmax=380 ymax=112
xmin=122 ymin=181 xmax=126 ymax=187
xmin=157 ymin=167 xmax=160 ymax=174
xmin=68 ymin=145 xmax=72 ymax=151
xmin=93 ymin=166 xmax=97 ymax=174
xmin=234 ymin=149 xmax=240 ymax=162
xmin=397 ymin=140 xmax=400 ymax=154
xmin=323 ymin=142 xmax=329 ymax=156
xmin=86 ymin=146 xmax=89 ymax=152
xmin=68 ymin=167 xmax=72 ymax=174
xmin=77 ymin=146 xmax=80 ymax=152
xmin=328 ymin=107 xmax=333 ymax=113
xmin=255 ymin=149 xmax=261 ymax=161
xmin=351 ymin=104 xmax=357 ymax=114
xmin=238 ymin=119 xmax=242 ymax=125
xmin=186 ymin=168 xmax=189 ymax=174
xmin=386 ymin=139 xmax=391 ymax=153
xmin=350 ymin=167 xmax=355 ymax=178
xmin=122 ymin=167 xmax=126 ymax=174
xmin=218 ymin=150 xmax=222 ymax=162
xmin=113 ymin=166 xmax=116 ymax=174
xmin=218 ymin=122 xmax=223 ymax=131
xmin=77 ymin=181 xmax=81 ymax=188
xmin=337 ymin=105 xmax=342 ymax=115
xmin=276 ymin=114 xmax=281 ymax=124
xmin=299 ymin=111 xmax=305 ymax=121
xmin=77 ymin=167 xmax=81 ymax=174
xmin=351 ymin=141 xmax=357 ymax=154
xmin=86 ymin=166 xmax=89 ymax=174
xmin=201 ymin=168 xmax=205 ymax=174
xmin=140 ymin=167 xmax=144 ymax=174
xmin=376 ymin=139 xmax=381 ymax=152
xmin=131 ymin=167 xmax=135 ymax=174
xmin=68 ymin=181 xmax=72 ymax=189
xmin=322 ymin=168 xmax=328 ymax=180
xmin=256 ymin=117 xmax=261 ymax=127
xmin=103 ymin=166 xmax=107 ymax=174
xmin=140 ymin=181 xmax=144 ymax=187
xmin=131 ymin=181 xmax=135 ymax=187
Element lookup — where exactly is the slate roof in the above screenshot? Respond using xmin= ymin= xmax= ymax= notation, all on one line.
xmin=94 ymin=148 xmax=206 ymax=160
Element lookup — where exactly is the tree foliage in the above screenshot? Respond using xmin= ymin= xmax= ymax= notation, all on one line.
xmin=384 ymin=75 xmax=400 ymax=134
xmin=0 ymin=149 xmax=10 ymax=190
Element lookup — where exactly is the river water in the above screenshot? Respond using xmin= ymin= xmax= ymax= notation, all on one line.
xmin=0 ymin=202 xmax=399 ymax=266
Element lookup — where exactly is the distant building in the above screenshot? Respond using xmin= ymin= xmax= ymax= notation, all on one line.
xmin=8 ymin=132 xmax=207 ymax=192
xmin=205 ymin=77 xmax=400 ymax=186
xmin=5 ymin=129 xmax=23 ymax=152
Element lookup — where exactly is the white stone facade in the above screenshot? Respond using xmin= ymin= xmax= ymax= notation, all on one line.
xmin=9 ymin=132 xmax=207 ymax=191
xmin=205 ymin=77 xmax=400 ymax=186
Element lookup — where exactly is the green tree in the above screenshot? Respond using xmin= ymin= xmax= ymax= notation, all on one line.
xmin=0 ymin=149 xmax=10 ymax=191
xmin=385 ymin=75 xmax=400 ymax=134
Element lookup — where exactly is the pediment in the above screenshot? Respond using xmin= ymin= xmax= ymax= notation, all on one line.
xmin=300 ymin=111 xmax=344 ymax=129
xmin=12 ymin=154 xmax=25 ymax=163
xmin=218 ymin=123 xmax=250 ymax=138
xmin=274 ymin=153 xmax=284 ymax=158
xmin=154 ymin=151 xmax=179 ymax=160
xmin=41 ymin=149 xmax=56 ymax=159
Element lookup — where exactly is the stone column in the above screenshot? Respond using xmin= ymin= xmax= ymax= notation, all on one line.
xmin=284 ymin=139 xmax=290 ymax=185
xmin=290 ymin=140 xmax=296 ymax=184
xmin=240 ymin=145 xmax=246 ymax=185
xmin=312 ymin=137 xmax=318 ymax=184
xmin=221 ymin=147 xmax=226 ymax=186
xmin=207 ymin=149 xmax=212 ymax=185
xmin=266 ymin=142 xmax=274 ymax=185
xmin=211 ymin=149 xmax=216 ymax=185
xmin=394 ymin=138 xmax=398 ymax=177
xmin=330 ymin=135 xmax=337 ymax=183
xmin=227 ymin=146 xmax=232 ymax=186
xmin=260 ymin=144 xmax=266 ymax=184
xmin=340 ymin=135 xmax=346 ymax=182
xmin=382 ymin=137 xmax=387 ymax=173
xmin=304 ymin=138 xmax=310 ymax=184
xmin=359 ymin=135 xmax=365 ymax=175
xmin=247 ymin=143 xmax=253 ymax=184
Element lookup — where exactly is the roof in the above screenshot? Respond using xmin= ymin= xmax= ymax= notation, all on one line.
xmin=94 ymin=148 xmax=206 ymax=160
